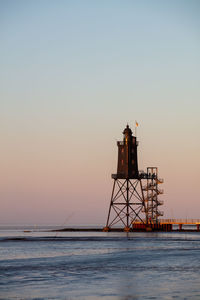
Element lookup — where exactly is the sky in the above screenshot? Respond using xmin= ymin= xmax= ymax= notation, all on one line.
xmin=0 ymin=0 xmax=200 ymax=225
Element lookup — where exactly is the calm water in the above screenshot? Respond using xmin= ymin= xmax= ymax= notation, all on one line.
xmin=0 ymin=226 xmax=200 ymax=300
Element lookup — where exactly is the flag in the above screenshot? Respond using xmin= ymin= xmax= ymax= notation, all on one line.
xmin=135 ymin=121 xmax=139 ymax=127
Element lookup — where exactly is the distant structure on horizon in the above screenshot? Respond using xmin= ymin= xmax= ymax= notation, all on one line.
xmin=104 ymin=124 xmax=164 ymax=232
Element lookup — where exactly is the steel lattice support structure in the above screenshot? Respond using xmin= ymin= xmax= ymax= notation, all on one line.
xmin=142 ymin=167 xmax=164 ymax=224
xmin=105 ymin=178 xmax=146 ymax=231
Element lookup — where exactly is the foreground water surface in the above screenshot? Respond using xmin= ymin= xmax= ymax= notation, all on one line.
xmin=0 ymin=226 xmax=200 ymax=299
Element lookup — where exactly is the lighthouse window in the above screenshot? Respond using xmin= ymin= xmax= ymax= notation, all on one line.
xmin=121 ymin=148 xmax=124 ymax=153
xmin=121 ymin=159 xmax=124 ymax=165
xmin=132 ymin=160 xmax=134 ymax=164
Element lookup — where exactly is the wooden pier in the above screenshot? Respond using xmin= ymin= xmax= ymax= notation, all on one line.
xmin=160 ymin=219 xmax=200 ymax=231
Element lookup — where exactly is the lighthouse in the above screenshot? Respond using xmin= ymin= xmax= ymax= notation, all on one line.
xmin=104 ymin=124 xmax=164 ymax=232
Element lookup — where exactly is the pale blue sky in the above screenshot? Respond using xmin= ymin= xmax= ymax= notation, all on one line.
xmin=0 ymin=0 xmax=200 ymax=224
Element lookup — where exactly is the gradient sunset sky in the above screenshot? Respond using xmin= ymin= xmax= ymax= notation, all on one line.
xmin=1 ymin=0 xmax=200 ymax=225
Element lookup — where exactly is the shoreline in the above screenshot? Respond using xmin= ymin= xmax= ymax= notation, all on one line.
xmin=50 ymin=228 xmax=200 ymax=232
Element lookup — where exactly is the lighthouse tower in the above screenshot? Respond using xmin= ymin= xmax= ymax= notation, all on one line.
xmin=104 ymin=125 xmax=146 ymax=232
xmin=116 ymin=125 xmax=139 ymax=179
xmin=104 ymin=125 xmax=164 ymax=231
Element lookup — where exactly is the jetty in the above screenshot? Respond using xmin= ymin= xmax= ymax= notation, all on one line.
xmin=51 ymin=219 xmax=200 ymax=233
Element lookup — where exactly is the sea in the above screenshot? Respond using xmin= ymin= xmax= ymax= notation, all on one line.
xmin=0 ymin=225 xmax=200 ymax=300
